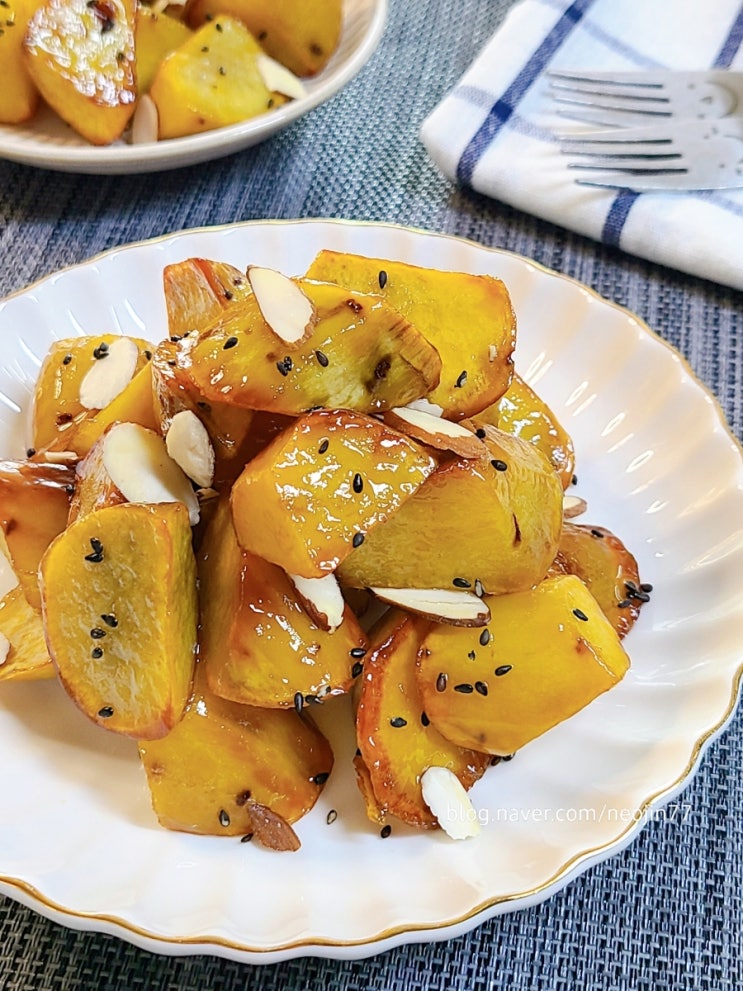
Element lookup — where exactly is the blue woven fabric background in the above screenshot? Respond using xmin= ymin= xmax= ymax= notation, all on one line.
xmin=0 ymin=1 xmax=741 ymax=988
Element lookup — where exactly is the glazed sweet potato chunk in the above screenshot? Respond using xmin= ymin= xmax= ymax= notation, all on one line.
xmin=200 ymin=497 xmax=365 ymax=707
xmin=0 ymin=587 xmax=55 ymax=682
xmin=163 ymin=257 xmax=252 ymax=339
xmin=180 ymin=279 xmax=442 ymax=415
xmin=231 ymin=408 xmax=438 ymax=578
xmin=40 ymin=502 xmax=197 ymax=739
xmin=554 ymin=522 xmax=647 ymax=638
xmin=356 ymin=610 xmax=490 ymax=828
xmin=138 ymin=661 xmax=333 ymax=839
xmin=337 ymin=425 xmax=562 ymax=595
xmin=416 ymin=575 xmax=630 ymax=756
xmin=305 ymin=250 xmax=516 ymax=418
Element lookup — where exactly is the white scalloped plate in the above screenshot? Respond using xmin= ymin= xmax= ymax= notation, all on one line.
xmin=0 ymin=220 xmax=741 ymax=963
xmin=0 ymin=0 xmax=386 ymax=174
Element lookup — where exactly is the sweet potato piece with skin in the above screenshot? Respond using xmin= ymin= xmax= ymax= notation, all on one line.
xmin=0 ymin=460 xmax=74 ymax=611
xmin=0 ymin=587 xmax=55 ymax=682
xmin=138 ymin=660 xmax=333 ymax=838
xmin=305 ymin=251 xmax=516 ymax=419
xmin=24 ymin=0 xmax=137 ymax=145
xmin=163 ymin=257 xmax=252 ymax=339
xmin=40 ymin=502 xmax=197 ymax=739
xmin=184 ymin=0 xmax=342 ymax=77
xmin=0 ymin=0 xmax=42 ymax=124
xmin=337 ymin=425 xmax=563 ymax=595
xmin=67 ymin=434 xmax=126 ymax=524
xmin=32 ymin=335 xmax=152 ymax=452
xmin=476 ymin=373 xmax=576 ymax=490
xmin=180 ymin=279 xmax=442 ymax=416
xmin=356 ymin=610 xmax=490 ymax=828
xmin=199 ymin=497 xmax=365 ymax=708
xmin=554 ymin=522 xmax=646 ymax=638
xmin=416 ymin=575 xmax=631 ymax=756
xmin=231 ymin=408 xmax=438 ymax=579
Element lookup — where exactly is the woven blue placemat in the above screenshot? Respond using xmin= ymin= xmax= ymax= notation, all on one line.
xmin=0 ymin=1 xmax=741 ymax=988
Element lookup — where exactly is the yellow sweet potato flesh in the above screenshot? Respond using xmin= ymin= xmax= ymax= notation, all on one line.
xmin=150 ymin=16 xmax=281 ymax=140
xmin=71 ymin=361 xmax=160 ymax=458
xmin=231 ymin=408 xmax=438 ymax=578
xmin=24 ymin=0 xmax=137 ymax=145
xmin=356 ymin=610 xmax=490 ymax=828
xmin=138 ymin=661 xmax=334 ymax=836
xmin=134 ymin=6 xmax=192 ymax=95
xmin=185 ymin=0 xmax=342 ymax=77
xmin=477 ymin=373 xmax=575 ymax=489
xmin=337 ymin=425 xmax=563 ymax=595
xmin=554 ymin=522 xmax=646 ymax=638
xmin=163 ymin=257 xmax=252 ymax=339
xmin=0 ymin=460 xmax=74 ymax=610
xmin=32 ymin=335 xmax=152 ymax=452
xmin=181 ymin=278 xmax=442 ymax=416
xmin=0 ymin=0 xmax=42 ymax=124
xmin=417 ymin=574 xmax=630 ymax=755
xmin=199 ymin=498 xmax=365 ymax=707
xmin=0 ymin=586 xmax=55 ymax=681
xmin=305 ymin=250 xmax=516 ymax=418
xmin=40 ymin=502 xmax=197 ymax=739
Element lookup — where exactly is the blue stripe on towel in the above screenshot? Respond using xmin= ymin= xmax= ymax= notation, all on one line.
xmin=456 ymin=0 xmax=598 ymax=185
xmin=714 ymin=5 xmax=743 ymax=66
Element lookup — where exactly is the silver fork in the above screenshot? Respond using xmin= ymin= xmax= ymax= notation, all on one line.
xmin=548 ymin=69 xmax=743 ymax=127
xmin=558 ymin=117 xmax=743 ymax=191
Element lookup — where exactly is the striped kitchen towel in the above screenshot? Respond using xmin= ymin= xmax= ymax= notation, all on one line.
xmin=420 ymin=0 xmax=743 ymax=292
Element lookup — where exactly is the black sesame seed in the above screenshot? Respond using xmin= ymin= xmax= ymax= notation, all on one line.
xmin=374 ymin=357 xmax=391 ymax=380
xmin=318 ymin=438 xmax=329 ymax=454
xmin=218 ymin=809 xmax=231 ymax=827
xmin=475 ymin=681 xmax=489 ymax=696
xmin=573 ymin=608 xmax=589 ymax=621
xmin=390 ymin=716 xmax=407 ymax=728
xmin=617 ymin=598 xmax=632 ymax=609
xmin=378 ymin=270 xmax=388 ymax=289
xmin=452 ymin=577 xmax=471 ymax=589
xmin=223 ymin=336 xmax=238 ymax=350
xmin=84 ymin=537 xmax=104 ymax=563
xmin=276 ymin=357 xmax=292 ymax=376
xmin=454 ymin=683 xmax=474 ymax=694
xmin=240 ymin=833 xmax=254 ymax=843
xmin=491 ymin=459 xmax=508 ymax=472
xmin=467 ymin=650 xmax=476 ymax=661
xmin=474 ymin=578 xmax=485 ymax=598
xmin=351 ymin=661 xmax=364 ymax=678
xmin=304 ymin=694 xmax=319 ymax=705
xmin=479 ymin=629 xmax=491 ymax=646
xmin=223 ymin=290 xmax=233 ymax=300
xmin=640 ymin=582 xmax=653 ymax=593
xmin=352 ymin=531 xmax=365 ymax=548
xmin=62 ymin=353 xmax=72 ymax=365
xmin=100 ymin=613 xmax=118 ymax=628
xmin=169 ymin=335 xmax=182 ymax=343
xmin=380 ymin=824 xmax=392 ymax=838
xmin=502 ymin=753 xmax=515 ymax=762
xmin=26 ymin=447 xmax=36 ymax=458
xmin=421 ymin=711 xmax=430 ymax=727
xmin=455 ymin=370 xmax=468 ymax=388
xmin=475 ymin=428 xmax=486 ymax=439
xmin=235 ymin=790 xmax=251 ymax=806
xmin=590 ymin=528 xmax=604 ymax=538
xmin=90 ymin=627 xmax=106 ymax=639
xmin=315 ymin=350 xmax=329 ymax=367
xmin=326 ymin=809 xmax=338 ymax=825
xmin=350 ymin=647 xmax=367 ymax=659
xmin=436 ymin=672 xmax=447 ymax=692
xmin=293 ymin=691 xmax=303 ymax=714
xmin=352 ymin=472 xmax=363 ymax=493
xmin=494 ymin=664 xmax=512 ymax=677
xmin=91 ymin=647 xmax=103 ymax=659
xmin=92 ymin=342 xmax=109 ymax=359
xmin=97 ymin=705 xmax=114 ymax=718
xmin=312 ymin=771 xmax=330 ymax=785
xmin=571 ymin=474 xmax=578 ymax=485
xmin=144 ymin=350 xmax=153 ymax=361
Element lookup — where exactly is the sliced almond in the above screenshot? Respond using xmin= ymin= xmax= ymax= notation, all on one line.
xmin=256 ymin=54 xmax=307 ymax=101
xmin=563 ymin=494 xmax=588 ymax=519
xmin=165 ymin=410 xmax=215 ymax=489
xmin=384 ymin=406 xmax=486 ymax=459
xmin=244 ymin=798 xmax=301 ymax=852
xmin=131 ymin=93 xmax=159 ymax=145
xmin=404 ymin=397 xmax=444 ymax=417
xmin=42 ymin=450 xmax=79 ymax=464
xmin=79 ymin=337 xmax=140 ymax=411
xmin=289 ymin=571 xmax=345 ymax=633
xmin=246 ymin=266 xmax=316 ymax=346
xmin=420 ymin=765 xmax=480 ymax=840
xmin=102 ymin=422 xmax=200 ymax=525
xmin=370 ymin=587 xmax=490 ymax=627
